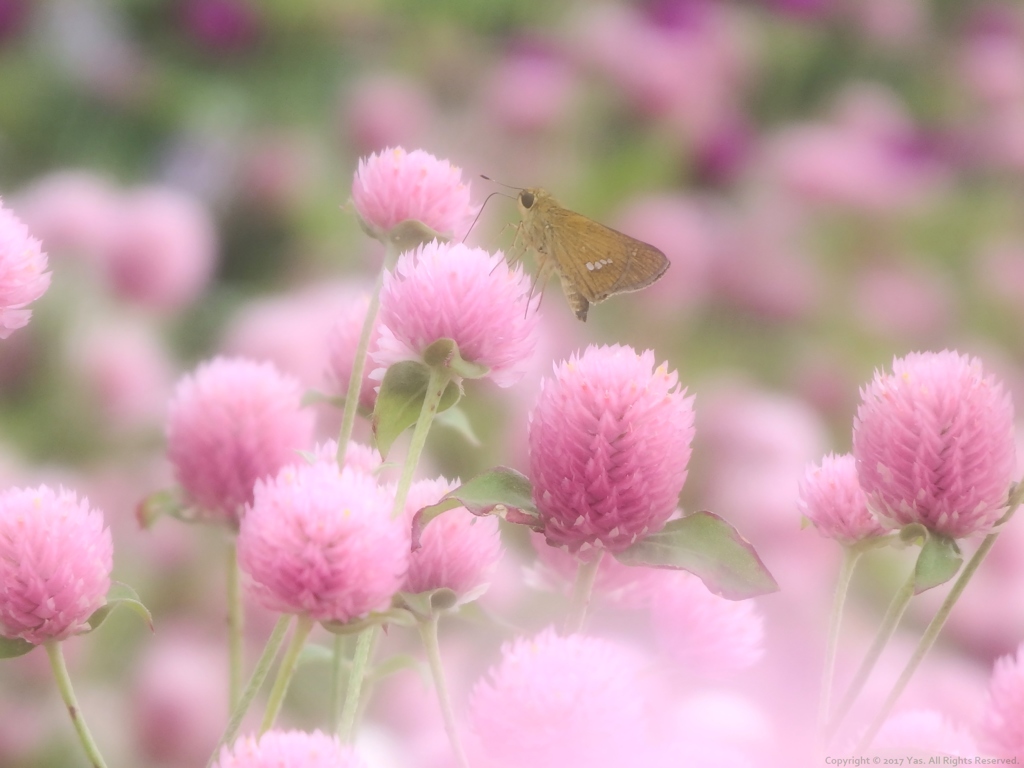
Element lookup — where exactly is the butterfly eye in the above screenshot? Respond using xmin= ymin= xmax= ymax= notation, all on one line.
xmin=519 ymin=191 xmax=535 ymax=209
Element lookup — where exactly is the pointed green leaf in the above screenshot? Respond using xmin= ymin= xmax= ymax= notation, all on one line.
xmin=412 ymin=466 xmax=540 ymax=549
xmin=913 ymin=533 xmax=962 ymax=594
xmin=398 ymin=588 xmax=460 ymax=619
xmin=88 ymin=582 xmax=154 ymax=632
xmin=614 ymin=511 xmax=779 ymax=600
xmin=434 ymin=405 xmax=482 ymax=448
xmin=0 ymin=636 xmax=35 ymax=659
xmin=423 ymin=338 xmax=490 ymax=380
xmin=371 ymin=361 xmax=462 ymax=458
xmin=136 ymin=488 xmax=188 ymax=529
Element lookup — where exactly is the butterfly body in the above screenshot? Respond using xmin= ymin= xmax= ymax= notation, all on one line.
xmin=512 ymin=188 xmax=669 ymax=321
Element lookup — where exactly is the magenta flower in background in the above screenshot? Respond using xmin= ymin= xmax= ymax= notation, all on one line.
xmin=528 ymin=345 xmax=695 ymax=554
xmin=373 ymin=241 xmax=539 ymax=388
xmin=327 ymin=292 xmax=382 ymax=411
xmin=0 ymin=199 xmax=50 ymax=339
xmin=0 ymin=486 xmax=112 ymax=645
xmin=166 ymin=357 xmax=315 ymax=525
xmin=351 ymin=147 xmax=477 ymax=242
xmin=978 ymin=643 xmax=1024 ymax=756
xmin=853 ymin=350 xmax=1015 ymax=539
xmin=212 ymin=730 xmax=365 ymax=768
xmin=179 ymin=0 xmax=260 ymax=54
xmin=402 ymin=477 xmax=503 ymax=599
xmin=237 ymin=462 xmax=407 ymax=623
xmin=798 ymin=452 xmax=885 ymax=544
xmin=467 ymin=628 xmax=650 ymax=768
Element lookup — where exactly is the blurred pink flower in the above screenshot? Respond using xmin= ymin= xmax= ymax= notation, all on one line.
xmin=351 ymin=147 xmax=477 ymax=242
xmin=468 ymin=628 xmax=650 ymax=768
xmin=0 ymin=486 xmax=111 ymax=645
xmin=166 ymin=357 xmax=315 ymax=525
xmin=648 ymin=571 xmax=765 ymax=678
xmin=103 ymin=185 xmax=217 ymax=311
xmin=373 ymin=241 xmax=539 ymax=388
xmin=402 ymin=477 xmax=503 ymax=600
xmin=979 ymin=643 xmax=1024 ymax=756
xmin=851 ymin=261 xmax=955 ymax=342
xmin=959 ymin=10 xmax=1024 ymax=108
xmin=528 ymin=345 xmax=695 ymax=555
xmin=213 ymin=730 xmax=365 ymax=768
xmin=342 ymin=74 xmax=433 ymax=156
xmin=237 ymin=462 xmax=406 ymax=623
xmin=798 ymin=453 xmax=885 ymax=544
xmin=179 ymin=0 xmax=260 ymax=54
xmin=311 ymin=439 xmax=381 ymax=476
xmin=326 ymin=292 xmax=382 ymax=411
xmin=873 ymin=710 xmax=977 ymax=756
xmin=484 ymin=42 xmax=575 ymax=134
xmin=852 ymin=0 xmax=926 ymax=48
xmin=0 ymin=199 xmax=50 ymax=339
xmin=853 ymin=351 xmax=1015 ymax=539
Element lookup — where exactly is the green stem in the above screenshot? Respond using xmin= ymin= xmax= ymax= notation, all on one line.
xmin=390 ymin=365 xmax=453 ymax=520
xmin=260 ymin=613 xmax=315 ymax=734
xmin=329 ymin=634 xmax=353 ymax=733
xmin=339 ymin=626 xmax=378 ymax=742
xmin=418 ymin=616 xmax=471 ymax=768
xmin=819 ymin=547 xmax=861 ymax=733
xmin=827 ymin=562 xmax=916 ymax=741
xmin=563 ymin=553 xmax=603 ymax=635
xmin=45 ymin=641 xmax=108 ymax=768
xmin=208 ymin=614 xmax=292 ymax=766
xmin=227 ymin=540 xmax=243 ymax=710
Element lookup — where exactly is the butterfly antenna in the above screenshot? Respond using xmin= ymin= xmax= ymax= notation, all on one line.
xmin=480 ymin=174 xmax=522 ymax=192
xmin=463 ymin=191 xmax=510 ymax=244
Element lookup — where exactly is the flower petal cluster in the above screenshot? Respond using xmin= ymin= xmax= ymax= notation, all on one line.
xmin=853 ymin=350 xmax=1015 ymax=539
xmin=0 ymin=486 xmax=112 ymax=645
xmin=528 ymin=345 xmax=695 ymax=554
xmin=0 ymin=199 xmax=50 ymax=338
xmin=798 ymin=452 xmax=885 ymax=544
xmin=212 ymin=730 xmax=365 ymax=768
xmin=978 ymin=643 xmax=1024 ymax=756
xmin=373 ymin=241 xmax=539 ymax=387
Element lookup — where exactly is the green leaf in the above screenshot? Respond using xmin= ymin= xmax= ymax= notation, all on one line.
xmin=367 ymin=653 xmax=421 ymax=684
xmin=87 ymin=582 xmax=154 ymax=632
xmin=320 ymin=607 xmax=418 ymax=636
xmin=0 ymin=636 xmax=35 ymax=659
xmin=614 ymin=511 xmax=779 ymax=600
xmin=423 ymin=338 xmax=490 ymax=380
xmin=913 ymin=532 xmax=962 ymax=594
xmin=412 ymin=466 xmax=540 ymax=549
xmin=372 ymin=360 xmax=462 ymax=459
xmin=398 ymin=588 xmax=460 ymax=619
xmin=386 ymin=219 xmax=450 ymax=252
xmin=434 ymin=405 xmax=482 ymax=448
xmin=136 ymin=488 xmax=188 ymax=529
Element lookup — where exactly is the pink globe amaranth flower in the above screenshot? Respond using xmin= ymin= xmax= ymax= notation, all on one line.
xmin=212 ymin=729 xmax=365 ymax=768
xmin=351 ymin=147 xmax=477 ymax=242
xmin=311 ymin=439 xmax=381 ymax=476
xmin=103 ymin=185 xmax=217 ymax=311
xmin=979 ymin=643 xmax=1024 ymax=756
xmin=468 ymin=628 xmax=650 ymax=768
xmin=0 ymin=486 xmax=112 ymax=645
xmin=327 ymin=292 xmax=381 ymax=411
xmin=798 ymin=453 xmax=885 ymax=544
xmin=649 ymin=570 xmax=764 ymax=678
xmin=872 ymin=710 xmax=977 ymax=756
xmin=0 ymin=199 xmax=50 ymax=339
xmin=403 ymin=477 xmax=503 ymax=599
xmin=853 ymin=351 xmax=1016 ymax=539
xmin=528 ymin=345 xmax=695 ymax=554
xmin=166 ymin=357 xmax=315 ymax=525
xmin=237 ymin=462 xmax=407 ymax=623
xmin=373 ymin=241 xmax=539 ymax=388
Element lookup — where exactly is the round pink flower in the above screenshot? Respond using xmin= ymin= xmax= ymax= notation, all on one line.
xmin=979 ymin=643 xmax=1024 ymax=756
xmin=373 ymin=241 xmax=538 ymax=388
xmin=0 ymin=199 xmax=50 ymax=339
xmin=528 ymin=345 xmax=695 ymax=554
xmin=237 ymin=462 xmax=407 ymax=623
xmin=351 ymin=147 xmax=476 ymax=242
xmin=14 ymin=170 xmax=119 ymax=262
xmin=166 ymin=357 xmax=315 ymax=525
xmin=212 ymin=730 xmax=365 ymax=768
xmin=873 ymin=710 xmax=977 ymax=756
xmin=311 ymin=439 xmax=381 ymax=476
xmin=853 ymin=351 xmax=1015 ymax=539
xmin=327 ymin=292 xmax=381 ymax=411
xmin=0 ymin=486 xmax=112 ymax=645
xmin=798 ymin=453 xmax=885 ymax=544
xmin=468 ymin=628 xmax=649 ymax=768
xmin=403 ymin=477 xmax=503 ymax=599
xmin=649 ymin=571 xmax=764 ymax=678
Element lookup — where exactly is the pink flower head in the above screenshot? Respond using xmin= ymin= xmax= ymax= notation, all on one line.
xmin=212 ymin=730 xmax=365 ymax=768
xmin=979 ymin=643 xmax=1024 ymax=756
xmin=0 ymin=199 xmax=50 ymax=339
xmin=166 ymin=357 xmax=315 ymax=525
xmin=351 ymin=147 xmax=476 ymax=242
xmin=528 ymin=345 xmax=695 ymax=554
xmin=311 ymin=439 xmax=381 ymax=476
xmin=14 ymin=170 xmax=119 ymax=262
xmin=237 ymin=462 xmax=407 ymax=623
xmin=798 ymin=452 xmax=885 ymax=544
xmin=373 ymin=241 xmax=538 ymax=388
xmin=468 ymin=628 xmax=649 ymax=768
xmin=853 ymin=351 xmax=1015 ymax=539
xmin=873 ymin=710 xmax=977 ymax=756
xmin=403 ymin=477 xmax=503 ymax=599
xmin=649 ymin=571 xmax=764 ymax=678
xmin=327 ymin=292 xmax=381 ymax=411
xmin=0 ymin=486 xmax=112 ymax=645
